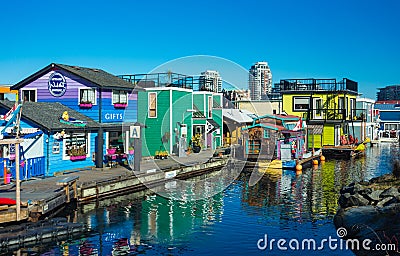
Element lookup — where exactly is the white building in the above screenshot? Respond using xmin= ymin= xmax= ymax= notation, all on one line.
xmin=199 ymin=70 xmax=222 ymax=93
xmin=248 ymin=61 xmax=272 ymax=100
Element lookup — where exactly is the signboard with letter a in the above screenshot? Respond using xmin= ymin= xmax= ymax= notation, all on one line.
xmin=130 ymin=126 xmax=140 ymax=138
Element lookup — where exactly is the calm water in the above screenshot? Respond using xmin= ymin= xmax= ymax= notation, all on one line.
xmin=13 ymin=143 xmax=400 ymax=255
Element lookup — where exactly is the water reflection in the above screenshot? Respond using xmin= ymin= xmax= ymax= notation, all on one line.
xmin=9 ymin=144 xmax=397 ymax=255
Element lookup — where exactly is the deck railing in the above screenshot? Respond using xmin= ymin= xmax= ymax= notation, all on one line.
xmin=0 ymin=156 xmax=45 ymax=179
xmin=303 ymin=108 xmax=367 ymax=122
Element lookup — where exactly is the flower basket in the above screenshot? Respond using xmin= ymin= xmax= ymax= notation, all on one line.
xmin=107 ymin=148 xmax=117 ymax=155
xmin=114 ymin=103 xmax=127 ymax=108
xmin=70 ymin=155 xmax=86 ymax=161
xmin=79 ymin=103 xmax=93 ymax=108
xmin=193 ymin=145 xmax=201 ymax=153
xmin=5 ymin=173 xmax=11 ymax=184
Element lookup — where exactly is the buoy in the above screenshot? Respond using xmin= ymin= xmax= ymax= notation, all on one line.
xmin=320 ymin=155 xmax=326 ymax=161
xmin=296 ymin=164 xmax=302 ymax=171
xmin=313 ymin=160 xmax=319 ymax=165
xmin=296 ymin=170 xmax=302 ymax=175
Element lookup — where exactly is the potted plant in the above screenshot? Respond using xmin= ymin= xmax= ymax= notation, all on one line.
xmin=191 ymin=134 xmax=203 ymax=153
xmin=5 ymin=169 xmax=11 ymax=184
xmin=107 ymin=148 xmax=117 ymax=155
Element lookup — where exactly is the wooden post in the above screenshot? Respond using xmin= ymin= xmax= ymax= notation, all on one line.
xmin=3 ymin=159 xmax=6 ymax=184
xmin=15 ymin=142 xmax=21 ymax=221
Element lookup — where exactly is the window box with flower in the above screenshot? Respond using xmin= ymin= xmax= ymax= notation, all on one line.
xmin=79 ymin=101 xmax=93 ymax=108
xmin=69 ymin=147 xmax=87 ymax=161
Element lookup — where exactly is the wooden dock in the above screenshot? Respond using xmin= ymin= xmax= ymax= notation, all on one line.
xmin=0 ymin=150 xmax=228 ymax=224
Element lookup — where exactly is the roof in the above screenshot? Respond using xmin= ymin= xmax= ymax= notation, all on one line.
xmin=256 ymin=114 xmax=300 ymax=122
xmin=223 ymin=109 xmax=254 ymax=123
xmin=375 ymin=104 xmax=400 ymax=111
xmin=0 ymin=100 xmax=100 ymax=131
xmin=242 ymin=123 xmax=286 ymax=131
xmin=192 ymin=104 xmax=206 ymax=118
xmin=12 ymin=63 xmax=134 ymax=90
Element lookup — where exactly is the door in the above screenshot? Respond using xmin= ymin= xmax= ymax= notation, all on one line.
xmin=334 ymin=125 xmax=341 ymax=146
xmin=313 ymin=98 xmax=323 ymax=119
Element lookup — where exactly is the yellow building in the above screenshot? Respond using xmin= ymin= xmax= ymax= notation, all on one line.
xmin=0 ymin=85 xmax=18 ymax=101
xmin=277 ymin=78 xmax=363 ymax=148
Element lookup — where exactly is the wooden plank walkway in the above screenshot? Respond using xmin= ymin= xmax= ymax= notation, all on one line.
xmin=0 ymin=149 xmax=227 ymax=224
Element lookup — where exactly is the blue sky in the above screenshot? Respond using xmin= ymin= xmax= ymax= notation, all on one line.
xmin=0 ymin=0 xmax=399 ymax=99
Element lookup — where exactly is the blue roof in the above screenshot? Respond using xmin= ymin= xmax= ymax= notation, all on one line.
xmin=375 ymin=104 xmax=400 ymax=110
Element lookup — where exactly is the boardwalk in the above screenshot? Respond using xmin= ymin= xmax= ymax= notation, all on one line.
xmin=0 ymin=150 xmax=227 ymax=223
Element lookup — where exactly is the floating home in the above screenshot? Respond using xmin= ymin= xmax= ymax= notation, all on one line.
xmin=277 ymin=78 xmax=364 ymax=148
xmin=0 ymin=100 xmax=100 ymax=177
xmin=242 ymin=114 xmax=306 ymax=167
xmin=10 ymin=63 xmax=138 ymax=170
xmin=124 ymin=72 xmax=224 ymax=157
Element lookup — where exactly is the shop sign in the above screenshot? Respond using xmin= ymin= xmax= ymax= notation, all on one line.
xmin=48 ymin=72 xmax=67 ymax=97
xmin=130 ymin=126 xmax=140 ymax=138
xmin=103 ymin=112 xmax=124 ymax=121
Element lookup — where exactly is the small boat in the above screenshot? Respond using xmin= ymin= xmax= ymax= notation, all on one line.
xmin=0 ymin=197 xmax=16 ymax=205
xmin=258 ymin=159 xmax=296 ymax=170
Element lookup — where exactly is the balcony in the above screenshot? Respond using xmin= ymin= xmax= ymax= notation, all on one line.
xmin=303 ymin=108 xmax=367 ymax=122
xmin=277 ymin=78 xmax=358 ymax=94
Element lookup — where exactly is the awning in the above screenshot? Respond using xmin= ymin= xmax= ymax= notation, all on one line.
xmin=223 ymin=109 xmax=254 ymax=123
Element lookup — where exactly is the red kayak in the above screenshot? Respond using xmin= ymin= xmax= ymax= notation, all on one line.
xmin=0 ymin=197 xmax=16 ymax=205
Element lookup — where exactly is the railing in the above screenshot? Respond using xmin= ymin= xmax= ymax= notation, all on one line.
xmin=0 ymin=156 xmax=45 ymax=179
xmin=276 ymin=78 xmax=358 ymax=93
xmin=119 ymin=72 xmax=195 ymax=89
xmin=303 ymin=108 xmax=367 ymax=121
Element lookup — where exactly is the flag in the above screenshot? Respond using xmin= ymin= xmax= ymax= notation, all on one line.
xmin=293 ymin=118 xmax=302 ymax=131
xmin=1 ymin=103 xmax=18 ymax=121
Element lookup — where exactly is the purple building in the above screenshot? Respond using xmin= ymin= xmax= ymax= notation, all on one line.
xmin=8 ymin=63 xmax=138 ymax=175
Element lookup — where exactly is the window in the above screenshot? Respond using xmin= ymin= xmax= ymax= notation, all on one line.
xmin=64 ymin=132 xmax=88 ymax=158
xmin=112 ymin=90 xmax=128 ymax=104
xmin=22 ymin=89 xmax=36 ymax=102
xmin=79 ymin=88 xmax=96 ymax=104
xmin=263 ymin=129 xmax=270 ymax=138
xmin=293 ymin=97 xmax=310 ymax=111
xmin=208 ymin=96 xmax=213 ymax=118
xmin=315 ymin=98 xmax=322 ymax=115
xmin=148 ymin=92 xmax=157 ymax=118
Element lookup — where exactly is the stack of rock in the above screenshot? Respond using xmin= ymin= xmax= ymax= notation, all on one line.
xmin=338 ymin=182 xmax=400 ymax=209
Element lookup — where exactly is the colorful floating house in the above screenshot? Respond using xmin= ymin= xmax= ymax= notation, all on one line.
xmin=0 ymin=100 xmax=100 ymax=177
xmin=10 ymin=63 xmax=137 ymax=170
xmin=124 ymin=72 xmax=223 ymax=157
xmin=192 ymin=91 xmax=223 ymax=151
xmin=242 ymin=114 xmax=306 ymax=168
xmin=374 ymin=101 xmax=400 ymax=142
xmin=277 ymin=78 xmax=364 ymax=158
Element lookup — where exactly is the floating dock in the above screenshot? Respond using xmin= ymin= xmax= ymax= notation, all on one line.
xmin=0 ymin=151 xmax=228 ymax=224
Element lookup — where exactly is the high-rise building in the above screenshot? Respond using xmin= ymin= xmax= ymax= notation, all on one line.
xmin=248 ymin=61 xmax=272 ymax=100
xmin=199 ymin=70 xmax=222 ymax=93
xmin=377 ymin=85 xmax=400 ymax=102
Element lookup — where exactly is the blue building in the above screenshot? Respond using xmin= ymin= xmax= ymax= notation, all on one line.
xmin=8 ymin=63 xmax=138 ymax=174
xmin=374 ymin=103 xmax=400 ymax=141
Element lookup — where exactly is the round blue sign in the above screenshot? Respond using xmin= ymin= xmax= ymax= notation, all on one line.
xmin=48 ymin=72 xmax=67 ymax=97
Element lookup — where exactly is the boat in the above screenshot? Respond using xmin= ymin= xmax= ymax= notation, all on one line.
xmin=0 ymin=197 xmax=16 ymax=205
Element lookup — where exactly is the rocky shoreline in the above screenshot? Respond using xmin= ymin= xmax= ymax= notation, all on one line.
xmin=334 ymin=173 xmax=400 ymax=255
